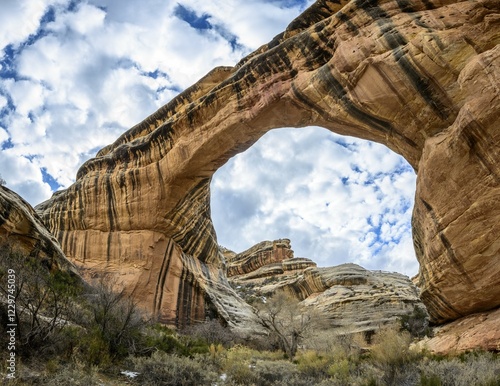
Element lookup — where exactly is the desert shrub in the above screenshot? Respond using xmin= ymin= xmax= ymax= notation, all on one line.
xmin=296 ymin=350 xmax=333 ymax=379
xmin=0 ymin=242 xmax=83 ymax=356
xmin=182 ymin=318 xmax=238 ymax=347
xmin=178 ymin=334 xmax=211 ymax=355
xmin=418 ymin=351 xmax=500 ymax=386
xmin=130 ymin=351 xmax=218 ymax=386
xmin=75 ymin=327 xmax=112 ymax=368
xmin=38 ymin=363 xmax=102 ymax=386
xmin=306 ymin=329 xmax=364 ymax=362
xmin=145 ymin=327 xmax=190 ymax=356
xmin=82 ymin=275 xmax=146 ymax=361
xmin=223 ymin=359 xmax=298 ymax=386
xmin=223 ymin=345 xmax=285 ymax=385
xmin=370 ymin=326 xmax=415 ymax=366
xmin=399 ymin=305 xmax=432 ymax=338
xmin=225 ymin=344 xmax=284 ymax=362
xmin=327 ymin=358 xmax=352 ymax=384
xmin=252 ymin=359 xmax=298 ymax=385
xmin=420 ymin=373 xmax=443 ymax=386
xmin=253 ymin=291 xmax=326 ymax=360
xmin=370 ymin=325 xmax=421 ymax=385
xmin=224 ymin=358 xmax=260 ymax=385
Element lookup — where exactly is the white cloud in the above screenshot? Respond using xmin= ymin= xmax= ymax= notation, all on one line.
xmin=0 ymin=0 xmax=58 ymax=51
xmin=0 ymin=94 xmax=7 ymax=110
xmin=49 ymin=2 xmax=106 ymax=35
xmin=176 ymin=1 xmax=303 ymax=48
xmin=211 ymin=127 xmax=418 ymax=276
xmin=0 ymin=127 xmax=9 ymax=144
xmin=0 ymin=149 xmax=53 ymax=204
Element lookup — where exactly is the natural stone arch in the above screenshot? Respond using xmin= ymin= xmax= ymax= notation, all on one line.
xmin=36 ymin=0 xmax=500 ymax=329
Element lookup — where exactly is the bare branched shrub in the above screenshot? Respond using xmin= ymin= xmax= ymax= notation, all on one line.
xmin=79 ymin=275 xmax=146 ymax=364
xmin=182 ymin=318 xmax=238 ymax=347
xmin=253 ymin=291 xmax=325 ymax=361
xmin=0 ymin=241 xmax=81 ymax=354
xmin=90 ymin=276 xmax=144 ymax=348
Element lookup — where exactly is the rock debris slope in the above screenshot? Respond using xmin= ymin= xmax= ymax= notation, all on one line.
xmin=35 ymin=0 xmax=500 ymax=345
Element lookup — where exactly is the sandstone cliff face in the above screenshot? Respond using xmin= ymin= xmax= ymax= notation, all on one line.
xmin=0 ymin=185 xmax=79 ymax=276
xmin=228 ymin=240 xmax=425 ymax=334
xmin=36 ymin=0 xmax=500 ymax=345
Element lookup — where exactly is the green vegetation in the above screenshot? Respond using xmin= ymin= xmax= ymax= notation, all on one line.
xmin=0 ymin=242 xmax=499 ymax=385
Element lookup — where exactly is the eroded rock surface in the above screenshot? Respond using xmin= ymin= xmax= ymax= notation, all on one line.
xmin=228 ymin=240 xmax=425 ymax=334
xmin=36 ymin=0 xmax=500 ymax=346
xmin=0 ymin=185 xmax=79 ymax=276
xmin=417 ymin=307 xmax=500 ymax=354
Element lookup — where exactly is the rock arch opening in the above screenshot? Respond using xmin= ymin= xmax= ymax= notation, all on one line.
xmin=211 ymin=126 xmax=418 ymax=276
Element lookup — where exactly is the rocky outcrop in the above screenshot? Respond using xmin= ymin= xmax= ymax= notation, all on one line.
xmin=228 ymin=240 xmax=425 ymax=334
xmin=225 ymin=239 xmax=309 ymax=277
xmin=36 ymin=0 xmax=500 ymax=348
xmin=0 ymin=185 xmax=79 ymax=276
xmin=417 ymin=307 xmax=500 ymax=354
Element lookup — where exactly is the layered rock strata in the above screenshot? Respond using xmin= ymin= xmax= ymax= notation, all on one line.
xmin=0 ymin=185 xmax=79 ymax=276
xmin=36 ymin=0 xmax=500 ymax=343
xmin=225 ymin=239 xmax=305 ymax=277
xmin=228 ymin=240 xmax=425 ymax=334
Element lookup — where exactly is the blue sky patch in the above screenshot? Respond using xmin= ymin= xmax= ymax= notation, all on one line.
xmin=174 ymin=4 xmax=212 ymax=30
xmin=41 ymin=168 xmax=61 ymax=191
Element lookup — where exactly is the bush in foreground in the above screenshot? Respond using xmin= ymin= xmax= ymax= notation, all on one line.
xmin=129 ymin=351 xmax=218 ymax=386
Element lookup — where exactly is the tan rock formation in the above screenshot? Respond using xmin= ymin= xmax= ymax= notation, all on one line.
xmin=228 ymin=240 xmax=425 ymax=334
xmin=226 ymin=239 xmax=299 ymax=277
xmin=0 ymin=185 xmax=79 ymax=276
xmin=36 ymin=0 xmax=500 ymax=349
xmin=417 ymin=307 xmax=500 ymax=354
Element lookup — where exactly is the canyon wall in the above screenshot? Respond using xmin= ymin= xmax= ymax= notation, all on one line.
xmin=35 ymin=0 xmax=500 ymax=341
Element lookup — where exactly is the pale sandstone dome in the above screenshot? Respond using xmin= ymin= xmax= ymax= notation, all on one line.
xmin=24 ymin=0 xmax=500 ymax=351
xmin=227 ymin=239 xmax=426 ymax=335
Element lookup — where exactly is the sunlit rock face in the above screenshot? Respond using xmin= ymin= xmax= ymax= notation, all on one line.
xmin=0 ymin=185 xmax=79 ymax=277
xmin=225 ymin=239 xmax=310 ymax=278
xmin=36 ymin=0 xmax=500 ymax=343
xmin=419 ymin=308 xmax=500 ymax=354
xmin=228 ymin=239 xmax=425 ymax=334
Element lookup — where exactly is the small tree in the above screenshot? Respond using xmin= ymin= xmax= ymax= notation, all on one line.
xmin=253 ymin=291 xmax=323 ymax=361
xmin=0 ymin=174 xmax=5 ymax=185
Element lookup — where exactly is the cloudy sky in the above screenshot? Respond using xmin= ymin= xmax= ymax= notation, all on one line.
xmin=0 ymin=0 xmax=419 ymax=276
